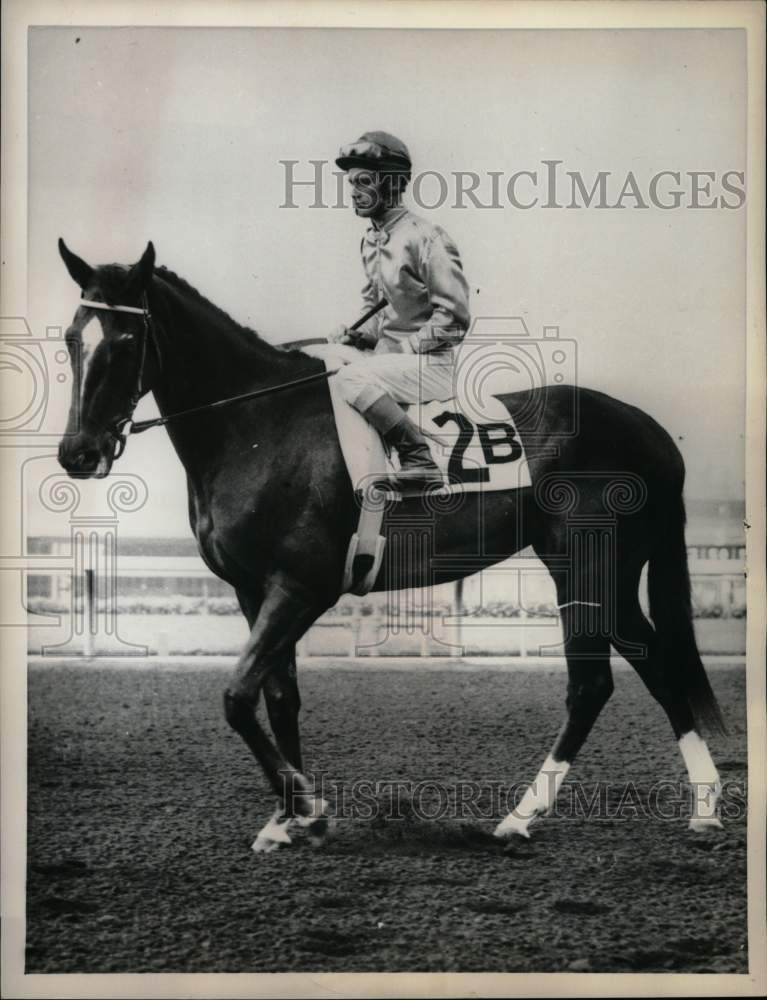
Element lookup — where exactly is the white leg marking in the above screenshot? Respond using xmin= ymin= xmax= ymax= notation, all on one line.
xmin=678 ymin=731 xmax=723 ymax=831
xmin=251 ymin=808 xmax=294 ymax=853
xmin=251 ymin=797 xmax=332 ymax=853
xmin=494 ymin=754 xmax=571 ymax=839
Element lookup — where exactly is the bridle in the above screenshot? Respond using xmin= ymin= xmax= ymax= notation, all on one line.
xmin=76 ymin=295 xmax=334 ymax=460
xmin=78 ymin=295 xmax=155 ymax=459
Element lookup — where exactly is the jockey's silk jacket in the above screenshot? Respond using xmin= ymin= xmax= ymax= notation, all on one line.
xmin=358 ymin=207 xmax=471 ymax=354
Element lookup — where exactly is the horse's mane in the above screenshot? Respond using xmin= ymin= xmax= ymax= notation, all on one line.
xmin=152 ymin=265 xmax=309 ymax=362
xmin=154 ymin=265 xmax=257 ymax=337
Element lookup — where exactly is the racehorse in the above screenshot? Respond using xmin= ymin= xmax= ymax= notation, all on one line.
xmin=56 ymin=240 xmax=726 ymax=851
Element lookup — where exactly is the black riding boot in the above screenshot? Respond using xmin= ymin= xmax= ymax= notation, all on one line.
xmin=362 ymin=395 xmax=443 ymax=491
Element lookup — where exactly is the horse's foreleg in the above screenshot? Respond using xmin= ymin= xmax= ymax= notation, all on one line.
xmin=223 ymin=575 xmax=327 ymax=852
xmin=495 ymin=607 xmax=613 ymax=840
xmin=263 ymin=649 xmax=303 ymax=771
xmin=261 ymin=650 xmax=332 ymax=845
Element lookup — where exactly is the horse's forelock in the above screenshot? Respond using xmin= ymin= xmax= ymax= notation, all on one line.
xmin=88 ymin=264 xmax=132 ymax=302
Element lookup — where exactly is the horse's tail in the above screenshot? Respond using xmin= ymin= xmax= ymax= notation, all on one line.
xmin=647 ymin=492 xmax=727 ymax=737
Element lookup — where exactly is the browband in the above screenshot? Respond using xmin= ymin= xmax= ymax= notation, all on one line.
xmin=79 ymin=298 xmax=148 ymax=316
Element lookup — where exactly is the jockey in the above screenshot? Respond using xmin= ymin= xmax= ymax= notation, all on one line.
xmin=330 ymin=131 xmax=471 ymax=490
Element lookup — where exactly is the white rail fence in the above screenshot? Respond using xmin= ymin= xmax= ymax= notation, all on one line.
xmin=27 ymin=546 xmax=746 ymax=658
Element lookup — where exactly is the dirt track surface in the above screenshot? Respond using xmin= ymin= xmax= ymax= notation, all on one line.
xmin=27 ymin=663 xmax=747 ymax=974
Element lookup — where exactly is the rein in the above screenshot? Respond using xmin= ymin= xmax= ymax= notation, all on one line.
xmin=129 ymin=369 xmax=333 ymax=433
xmin=77 ymin=293 xmax=387 ymax=457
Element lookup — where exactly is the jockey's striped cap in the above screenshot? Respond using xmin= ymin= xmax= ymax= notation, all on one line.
xmin=335 ymin=131 xmax=412 ymax=176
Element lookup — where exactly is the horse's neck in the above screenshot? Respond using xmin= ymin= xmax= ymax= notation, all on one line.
xmin=152 ymin=279 xmax=295 ymax=396
xmin=147 ymin=277 xmax=312 ymax=475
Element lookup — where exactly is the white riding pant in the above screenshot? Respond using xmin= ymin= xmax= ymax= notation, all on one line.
xmin=334 ymin=349 xmax=456 ymax=413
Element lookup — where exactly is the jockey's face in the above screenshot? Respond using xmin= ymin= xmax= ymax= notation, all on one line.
xmin=348 ymin=168 xmax=395 ymax=219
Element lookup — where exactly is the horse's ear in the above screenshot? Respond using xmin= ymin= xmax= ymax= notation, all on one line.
xmin=128 ymin=241 xmax=155 ymax=292
xmin=58 ymin=238 xmax=94 ymax=289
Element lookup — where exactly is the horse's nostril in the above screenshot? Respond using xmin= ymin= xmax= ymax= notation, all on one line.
xmin=74 ymin=449 xmax=101 ymax=469
xmin=58 ymin=438 xmax=105 ymax=475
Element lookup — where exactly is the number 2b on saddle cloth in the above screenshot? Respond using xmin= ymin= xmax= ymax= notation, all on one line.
xmin=327 ymin=378 xmax=532 ymax=499
xmin=408 ymin=400 xmax=531 ymax=494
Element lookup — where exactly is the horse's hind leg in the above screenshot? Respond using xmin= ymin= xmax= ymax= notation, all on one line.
xmin=495 ymin=596 xmax=613 ymax=840
xmin=613 ymin=573 xmax=722 ymax=831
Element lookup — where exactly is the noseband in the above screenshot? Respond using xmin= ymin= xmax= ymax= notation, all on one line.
xmin=78 ymin=295 xmax=156 ymax=459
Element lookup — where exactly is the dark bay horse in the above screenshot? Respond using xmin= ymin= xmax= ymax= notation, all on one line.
xmin=56 ymin=240 xmax=726 ymax=850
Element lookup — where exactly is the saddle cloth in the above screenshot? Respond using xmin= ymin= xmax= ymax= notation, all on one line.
xmin=305 ymin=344 xmax=532 ymax=495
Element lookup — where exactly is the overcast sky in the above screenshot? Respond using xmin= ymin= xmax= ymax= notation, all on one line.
xmin=27 ymin=26 xmax=746 ymax=535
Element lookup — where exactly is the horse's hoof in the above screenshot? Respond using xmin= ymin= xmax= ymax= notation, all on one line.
xmin=307 ymin=814 xmax=335 ymax=846
xmin=689 ymin=816 xmax=724 ymax=833
xmin=295 ymin=797 xmax=330 ymax=844
xmin=295 ymin=797 xmax=329 ymax=825
xmin=493 ymin=815 xmax=532 ymax=840
xmin=251 ymin=810 xmax=293 ymax=853
xmin=251 ymin=836 xmax=282 ymax=854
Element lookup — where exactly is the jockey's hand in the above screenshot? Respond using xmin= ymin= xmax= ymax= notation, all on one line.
xmin=328 ymin=324 xmax=354 ymax=345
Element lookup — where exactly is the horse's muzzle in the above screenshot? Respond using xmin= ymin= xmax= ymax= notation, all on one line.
xmin=58 ymin=434 xmax=114 ymax=479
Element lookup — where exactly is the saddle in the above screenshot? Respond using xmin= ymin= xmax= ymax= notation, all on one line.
xmin=304 ymin=344 xmax=531 ymax=595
